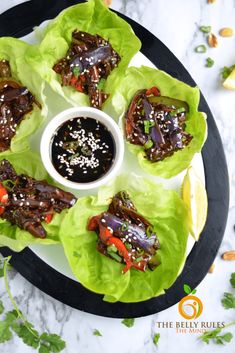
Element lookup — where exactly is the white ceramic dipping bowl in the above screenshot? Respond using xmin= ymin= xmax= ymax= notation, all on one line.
xmin=40 ymin=107 xmax=124 ymax=190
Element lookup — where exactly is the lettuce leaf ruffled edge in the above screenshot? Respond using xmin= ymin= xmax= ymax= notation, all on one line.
xmin=0 ymin=37 xmax=47 ymax=156
xmin=0 ymin=151 xmax=75 ymax=252
xmin=108 ymin=65 xmax=207 ymax=178
xmin=25 ymin=0 xmax=141 ymax=110
xmin=59 ymin=174 xmax=190 ymax=303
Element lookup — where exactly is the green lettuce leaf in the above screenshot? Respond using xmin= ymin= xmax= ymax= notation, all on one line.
xmin=0 ymin=151 xmax=72 ymax=252
xmin=109 ymin=66 xmax=207 ymax=178
xmin=59 ymin=174 xmax=189 ymax=303
xmin=25 ymin=0 xmax=141 ymax=110
xmin=0 ymin=37 xmax=47 ymax=155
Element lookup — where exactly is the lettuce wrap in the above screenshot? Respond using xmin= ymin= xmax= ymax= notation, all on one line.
xmin=109 ymin=66 xmax=207 ymax=178
xmin=59 ymin=174 xmax=189 ymax=303
xmin=0 ymin=37 xmax=47 ymax=155
xmin=25 ymin=0 xmax=141 ymax=109
xmin=0 ymin=151 xmax=75 ymax=252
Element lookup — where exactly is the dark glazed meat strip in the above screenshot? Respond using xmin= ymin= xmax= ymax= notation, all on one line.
xmin=0 ymin=60 xmax=41 ymax=152
xmin=53 ymin=31 xmax=120 ymax=109
xmin=0 ymin=160 xmax=77 ymax=238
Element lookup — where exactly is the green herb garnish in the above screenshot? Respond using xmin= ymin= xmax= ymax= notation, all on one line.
xmin=206 ymin=57 xmax=214 ymax=68
xmin=2 ymin=180 xmax=15 ymax=191
xmin=199 ymin=25 xmax=212 ymax=33
xmin=135 ymin=256 xmax=143 ymax=263
xmin=200 ymin=328 xmax=233 ymax=345
xmin=221 ymin=65 xmax=235 ymax=79
xmin=221 ymin=292 xmax=235 ymax=309
xmin=144 ymin=140 xmax=153 ymax=149
xmin=107 ymin=245 xmax=118 ymax=253
xmin=169 ymin=107 xmax=186 ymax=116
xmin=230 ymin=273 xmax=235 ymax=288
xmin=199 ymin=272 xmax=235 ymax=345
xmin=97 ymin=78 xmax=106 ymax=90
xmin=153 ymin=333 xmax=160 ymax=345
xmin=0 ymin=257 xmax=66 ymax=352
xmin=109 ymin=252 xmax=122 ymax=263
xmin=72 ymin=67 xmax=80 ymax=77
xmin=68 ymin=152 xmax=80 ymax=162
xmin=195 ymin=45 xmax=207 ymax=53
xmin=125 ymin=243 xmax=132 ymax=250
xmin=93 ymin=329 xmax=102 ymax=337
xmin=121 ymin=318 xmax=135 ymax=328
xmin=146 ymin=225 xmax=153 ymax=238
xmin=144 ymin=120 xmax=155 ymax=134
xmin=121 ymin=222 xmax=129 ymax=232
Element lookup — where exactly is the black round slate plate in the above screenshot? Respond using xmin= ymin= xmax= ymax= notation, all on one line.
xmin=0 ymin=0 xmax=229 ymax=318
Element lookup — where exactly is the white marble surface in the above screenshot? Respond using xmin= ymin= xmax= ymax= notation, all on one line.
xmin=1 ymin=0 xmax=235 ymax=352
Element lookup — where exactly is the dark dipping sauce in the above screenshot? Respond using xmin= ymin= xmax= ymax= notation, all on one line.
xmin=51 ymin=117 xmax=116 ymax=183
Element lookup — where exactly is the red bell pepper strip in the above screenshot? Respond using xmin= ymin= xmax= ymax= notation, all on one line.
xmin=74 ymin=82 xmax=84 ymax=93
xmin=99 ymin=227 xmax=133 ymax=273
xmin=0 ymin=183 xmax=8 ymax=215
xmin=70 ymin=76 xmax=78 ymax=86
xmin=45 ymin=213 xmax=53 ymax=224
xmin=80 ymin=74 xmax=86 ymax=82
xmin=146 ymin=86 xmax=160 ymax=97
xmin=87 ymin=215 xmax=102 ymax=231
xmin=70 ymin=75 xmax=84 ymax=93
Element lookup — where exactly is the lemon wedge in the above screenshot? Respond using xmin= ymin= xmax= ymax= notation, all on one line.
xmin=182 ymin=166 xmax=208 ymax=241
xmin=223 ymin=68 xmax=235 ymax=90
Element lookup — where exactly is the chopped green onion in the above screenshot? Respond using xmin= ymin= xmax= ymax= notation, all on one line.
xmin=144 ymin=139 xmax=153 ymax=149
xmin=72 ymin=67 xmax=80 ymax=76
xmin=107 ymin=245 xmax=118 ymax=253
xmin=109 ymin=251 xmax=122 ymax=262
xmin=206 ymin=57 xmax=214 ymax=68
xmin=199 ymin=25 xmax=212 ymax=33
xmin=121 ymin=221 xmax=129 ymax=231
xmin=63 ymin=141 xmax=79 ymax=150
xmin=195 ymin=45 xmax=207 ymax=53
xmin=97 ymin=78 xmax=106 ymax=90
xmin=137 ymin=98 xmax=142 ymax=106
xmin=170 ymin=107 xmax=186 ymax=116
xmin=81 ymin=146 xmax=92 ymax=156
xmin=125 ymin=243 xmax=132 ymax=250
xmin=68 ymin=152 xmax=80 ymax=161
xmin=135 ymin=256 xmax=143 ymax=263
xmin=146 ymin=225 xmax=153 ymax=238
xmin=144 ymin=120 xmax=155 ymax=134
xmin=2 ymin=179 xmax=15 ymax=191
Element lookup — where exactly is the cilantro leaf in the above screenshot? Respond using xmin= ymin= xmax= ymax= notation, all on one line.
xmin=215 ymin=332 xmax=233 ymax=345
xmin=221 ymin=292 xmax=235 ymax=309
xmin=5 ymin=310 xmax=18 ymax=324
xmin=93 ymin=329 xmax=102 ymax=336
xmin=0 ymin=320 xmax=13 ymax=343
xmin=12 ymin=322 xmax=40 ymax=349
xmin=200 ymin=329 xmax=233 ymax=345
xmin=153 ymin=333 xmax=160 ymax=345
xmin=121 ymin=318 xmax=135 ymax=328
xmin=40 ymin=333 xmax=66 ymax=353
xmin=230 ymin=273 xmax=235 ymax=289
xmin=39 ymin=343 xmax=51 ymax=353
xmin=0 ymin=300 xmax=4 ymax=315
xmin=200 ymin=328 xmax=222 ymax=344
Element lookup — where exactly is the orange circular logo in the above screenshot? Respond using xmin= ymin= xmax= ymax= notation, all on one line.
xmin=178 ymin=295 xmax=203 ymax=320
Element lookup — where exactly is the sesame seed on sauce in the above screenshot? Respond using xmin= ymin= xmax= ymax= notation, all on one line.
xmin=51 ymin=117 xmax=115 ymax=183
